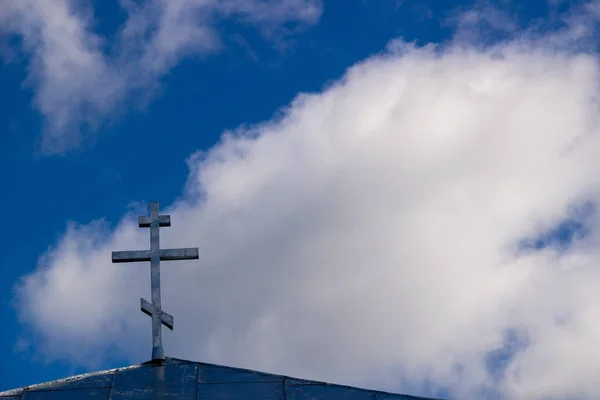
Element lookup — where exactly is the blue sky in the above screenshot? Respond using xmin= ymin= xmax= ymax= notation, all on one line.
xmin=2 ymin=0 xmax=600 ymax=399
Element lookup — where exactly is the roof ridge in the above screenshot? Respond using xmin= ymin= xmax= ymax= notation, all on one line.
xmin=0 ymin=362 xmax=145 ymax=396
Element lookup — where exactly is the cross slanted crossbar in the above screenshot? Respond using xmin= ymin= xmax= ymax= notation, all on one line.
xmin=112 ymin=202 xmax=198 ymax=360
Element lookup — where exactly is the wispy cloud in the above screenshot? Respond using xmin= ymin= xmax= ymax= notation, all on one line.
xmin=445 ymin=0 xmax=600 ymax=49
xmin=0 ymin=0 xmax=322 ymax=154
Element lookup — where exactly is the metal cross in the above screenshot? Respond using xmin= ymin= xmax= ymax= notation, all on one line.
xmin=112 ymin=202 xmax=199 ymax=360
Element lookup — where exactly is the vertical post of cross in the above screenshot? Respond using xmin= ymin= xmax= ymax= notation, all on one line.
xmin=148 ymin=202 xmax=165 ymax=360
xmin=112 ymin=202 xmax=199 ymax=361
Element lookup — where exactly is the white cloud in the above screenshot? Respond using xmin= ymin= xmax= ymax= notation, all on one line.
xmin=0 ymin=0 xmax=125 ymax=152
xmin=0 ymin=0 xmax=322 ymax=154
xmin=14 ymin=26 xmax=600 ymax=398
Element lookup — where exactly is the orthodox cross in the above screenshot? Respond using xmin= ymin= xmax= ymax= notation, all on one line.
xmin=112 ymin=202 xmax=198 ymax=360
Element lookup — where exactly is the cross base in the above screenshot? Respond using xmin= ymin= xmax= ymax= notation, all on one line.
xmin=152 ymin=345 xmax=165 ymax=361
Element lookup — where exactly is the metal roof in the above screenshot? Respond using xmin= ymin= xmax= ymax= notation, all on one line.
xmin=0 ymin=357 xmax=442 ymax=399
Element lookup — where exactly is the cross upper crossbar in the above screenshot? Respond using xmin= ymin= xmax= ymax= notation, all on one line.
xmin=111 ymin=201 xmax=199 ymax=361
xmin=138 ymin=214 xmax=170 ymax=227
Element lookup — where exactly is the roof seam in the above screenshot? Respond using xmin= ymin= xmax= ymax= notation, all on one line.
xmin=195 ymin=363 xmax=201 ymax=400
xmin=107 ymin=370 xmax=117 ymax=400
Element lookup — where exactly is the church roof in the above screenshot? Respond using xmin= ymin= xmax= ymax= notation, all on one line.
xmin=0 ymin=357 xmax=441 ymax=400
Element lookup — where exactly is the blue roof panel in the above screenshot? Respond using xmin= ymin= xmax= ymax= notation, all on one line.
xmin=23 ymin=388 xmax=110 ymax=399
xmin=110 ymin=363 xmax=198 ymax=399
xmin=198 ymin=381 xmax=285 ymax=400
xmin=284 ymin=377 xmax=325 ymax=385
xmin=27 ymin=373 xmax=114 ymax=392
xmin=198 ymin=364 xmax=282 ymax=383
xmin=376 ymin=392 xmax=439 ymax=400
xmin=286 ymin=384 xmax=374 ymax=400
